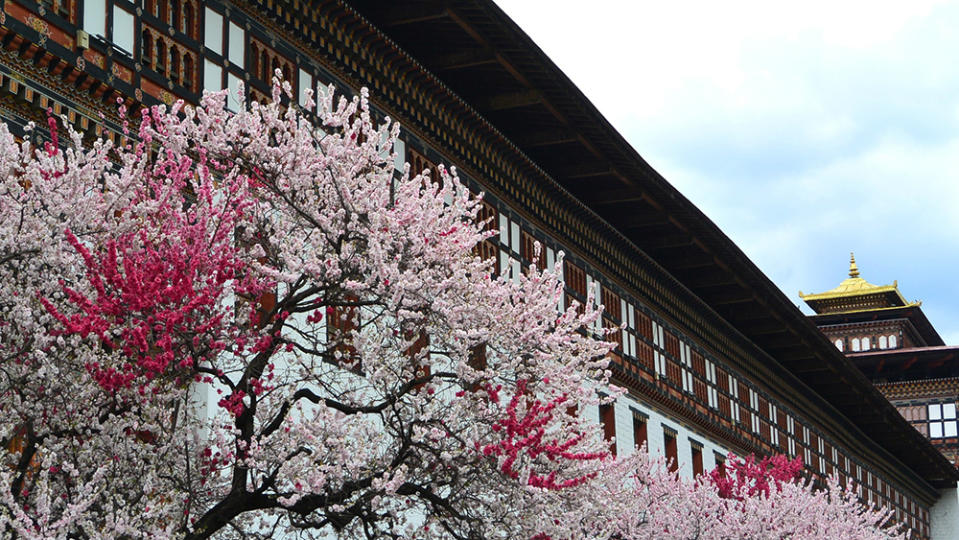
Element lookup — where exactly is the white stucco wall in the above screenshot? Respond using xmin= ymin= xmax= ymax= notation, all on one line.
xmin=931 ymin=484 xmax=959 ymax=540
xmin=584 ymin=389 xmax=731 ymax=480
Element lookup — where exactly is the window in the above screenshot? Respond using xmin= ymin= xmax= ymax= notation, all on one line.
xmin=42 ymin=0 xmax=74 ymax=21
xmin=171 ymin=0 xmax=181 ymax=27
xmin=155 ymin=39 xmax=166 ymax=73
xmin=228 ymin=21 xmax=245 ymax=66
xmin=204 ymin=7 xmax=223 ymax=54
xmin=786 ymin=416 xmax=796 ymax=456
xmin=563 ymin=260 xmax=586 ymax=299
xmin=170 ymin=47 xmax=181 ymax=83
xmin=142 ymin=30 xmax=154 ymax=67
xmin=928 ymin=403 xmax=958 ymax=438
xmin=112 ymin=6 xmax=135 ymax=54
xmin=620 ymin=301 xmax=637 ymax=358
xmin=818 ymin=437 xmax=825 ymax=474
xmin=632 ymin=410 xmax=648 ymax=451
xmin=834 ymin=338 xmax=843 ymax=351
xmin=714 ymin=452 xmax=726 ymax=478
xmin=204 ymin=58 xmax=222 ymax=94
xmin=496 ymin=214 xmax=521 ymax=282
xmin=83 ymin=0 xmax=106 ymax=37
xmin=769 ymin=404 xmax=779 ymax=447
xmin=585 ymin=275 xmax=602 ymax=335
xmin=183 ymin=2 xmax=195 ymax=38
xmin=227 ymin=73 xmax=243 ymax=111
xmin=889 ymin=335 xmax=898 ymax=348
xmin=690 ymin=441 xmax=704 ymax=478
xmin=878 ymin=335 xmax=887 ymax=349
xmin=861 ymin=337 xmax=870 ymax=351
xmin=664 ymin=428 xmax=678 ymax=473
xmin=182 ymin=54 xmax=194 ymax=90
xmin=729 ymin=375 xmax=740 ymax=423
xmin=705 ymin=359 xmax=718 ymax=409
xmin=259 ymin=48 xmax=269 ymax=81
xmin=470 ymin=200 xmax=498 ymax=265
xmin=680 ymin=343 xmax=693 ymax=394
xmin=851 ymin=338 xmax=860 ymax=352
xmin=298 ymin=68 xmax=314 ymax=108
xmin=599 ymin=401 xmax=616 ymax=456
xmin=652 ymin=321 xmax=665 ymax=377
xmin=749 ymin=389 xmax=760 ymax=434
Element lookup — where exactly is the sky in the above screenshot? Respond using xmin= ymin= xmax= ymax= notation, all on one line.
xmin=494 ymin=0 xmax=959 ymax=345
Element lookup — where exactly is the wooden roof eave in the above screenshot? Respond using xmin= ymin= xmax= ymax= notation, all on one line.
xmin=335 ymin=0 xmax=959 ymax=490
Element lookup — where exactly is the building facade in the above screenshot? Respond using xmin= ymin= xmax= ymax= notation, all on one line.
xmin=1 ymin=0 xmax=958 ymax=537
xmin=803 ymin=255 xmax=959 ymax=468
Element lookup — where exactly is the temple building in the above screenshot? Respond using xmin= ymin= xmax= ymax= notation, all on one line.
xmin=1 ymin=0 xmax=958 ymax=537
xmin=802 ymin=255 xmax=959 ymax=467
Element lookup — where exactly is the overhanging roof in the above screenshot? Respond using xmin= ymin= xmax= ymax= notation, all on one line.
xmin=850 ymin=346 xmax=959 ymax=382
xmin=343 ymin=0 xmax=959 ymax=489
xmin=811 ymin=305 xmax=945 ymax=347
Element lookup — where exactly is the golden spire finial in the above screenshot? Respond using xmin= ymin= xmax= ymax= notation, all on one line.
xmin=849 ymin=252 xmax=860 ymax=278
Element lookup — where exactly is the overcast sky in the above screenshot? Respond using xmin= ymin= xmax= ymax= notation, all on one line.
xmin=494 ymin=0 xmax=959 ymax=345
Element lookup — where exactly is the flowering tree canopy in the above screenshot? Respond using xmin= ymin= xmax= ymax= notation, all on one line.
xmin=0 ymin=81 xmax=904 ymax=539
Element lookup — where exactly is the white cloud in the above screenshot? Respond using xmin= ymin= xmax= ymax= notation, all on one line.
xmin=495 ymin=0 xmax=959 ymax=339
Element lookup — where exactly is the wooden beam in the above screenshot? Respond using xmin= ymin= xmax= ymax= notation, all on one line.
xmin=662 ymin=251 xmax=715 ymax=270
xmin=513 ymin=128 xmax=577 ymax=148
xmin=431 ymin=48 xmax=496 ymax=70
xmin=743 ymin=319 xmax=792 ymax=337
xmin=376 ymin=5 xmax=447 ymax=27
xmin=617 ymin=211 xmax=671 ymax=229
xmin=702 ymin=288 xmax=754 ymax=306
xmin=723 ymin=303 xmax=780 ymax=322
xmin=638 ymin=232 xmax=695 ymax=251
xmin=589 ymin=187 xmax=646 ymax=205
xmin=682 ymin=270 xmax=739 ymax=289
xmin=560 ymin=162 xmax=613 ymax=180
xmin=47 ymin=57 xmax=62 ymax=74
xmin=32 ymin=48 xmax=47 ymax=67
xmin=480 ymin=88 xmax=541 ymax=111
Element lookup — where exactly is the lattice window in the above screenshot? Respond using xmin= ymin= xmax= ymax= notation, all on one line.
xmin=637 ymin=340 xmax=654 ymax=371
xmin=637 ymin=311 xmax=652 ymax=340
xmin=664 ymin=427 xmax=678 ymax=473
xmin=748 ymin=388 xmax=760 ymax=434
xmin=563 ymin=260 xmax=586 ymax=297
xmin=690 ymin=441 xmax=704 ymax=478
xmin=519 ymin=230 xmax=545 ymax=269
xmin=250 ymin=37 xmax=294 ymax=86
xmin=679 ymin=342 xmax=693 ymax=394
xmin=183 ymin=2 xmax=196 ymax=39
xmin=471 ymin=200 xmax=498 ymax=265
xmin=141 ymin=26 xmax=197 ymax=93
xmin=928 ymin=402 xmax=958 ymax=438
xmin=632 ymin=410 xmax=648 ymax=451
xmin=603 ymin=317 xmax=622 ymax=351
xmin=601 ymin=288 xmax=621 ymax=321
xmin=621 ymin=301 xmax=637 ymax=358
xmin=40 ymin=0 xmax=74 ymax=21
xmin=599 ymin=401 xmax=616 ymax=456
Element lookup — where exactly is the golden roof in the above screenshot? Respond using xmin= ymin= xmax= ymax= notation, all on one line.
xmin=799 ymin=253 xmax=919 ymax=315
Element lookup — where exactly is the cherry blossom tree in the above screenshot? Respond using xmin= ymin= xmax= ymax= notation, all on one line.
xmin=0 ymin=79 xmax=906 ymax=539
xmin=0 ymin=81 xmax=626 ymax=539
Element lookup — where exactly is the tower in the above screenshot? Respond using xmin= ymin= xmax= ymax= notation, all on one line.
xmin=802 ymin=254 xmax=959 ymax=466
